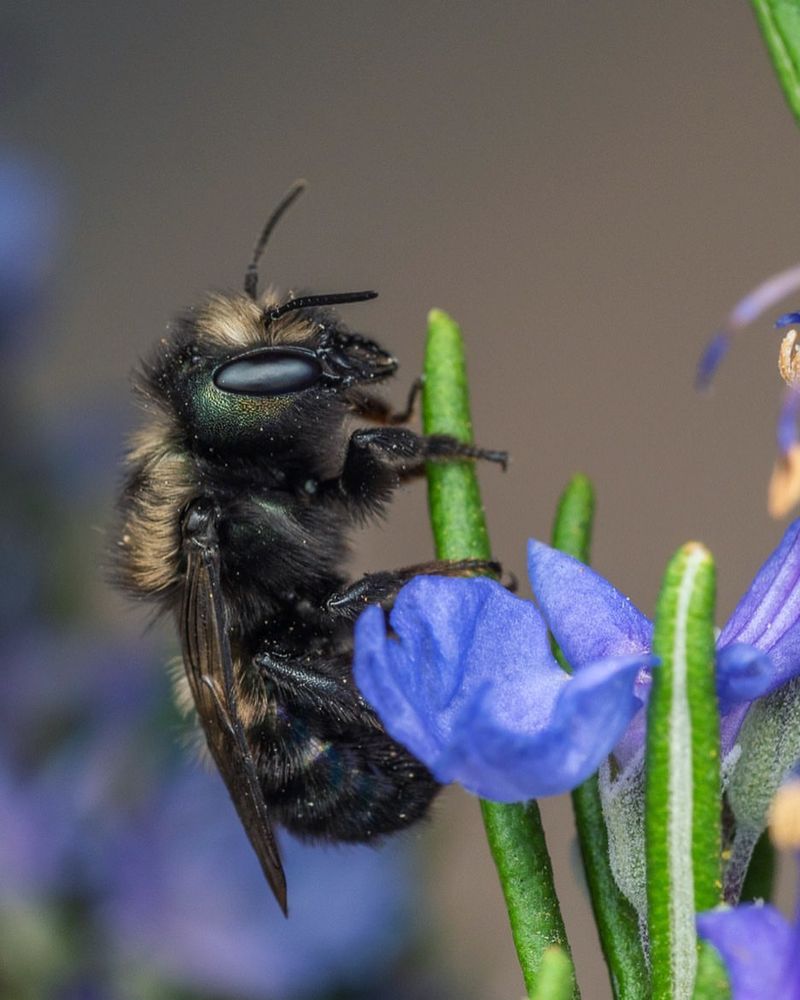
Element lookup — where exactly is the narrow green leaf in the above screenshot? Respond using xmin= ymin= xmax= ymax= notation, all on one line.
xmin=531 ymin=946 xmax=577 ymax=1000
xmin=571 ymin=777 xmax=649 ymax=1000
xmin=423 ymin=308 xmax=575 ymax=999
xmin=552 ymin=476 xmax=649 ymax=1000
xmin=646 ymin=544 xmax=722 ymax=999
xmin=551 ymin=474 xmax=595 ymax=564
xmin=423 ymin=308 xmax=492 ymax=561
xmin=751 ymin=0 xmax=800 ymax=128
xmin=481 ymin=800 xmax=575 ymax=999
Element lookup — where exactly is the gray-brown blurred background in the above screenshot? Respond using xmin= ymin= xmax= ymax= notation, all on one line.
xmin=5 ymin=2 xmax=799 ymax=997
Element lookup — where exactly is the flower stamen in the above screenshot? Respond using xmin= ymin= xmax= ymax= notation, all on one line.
xmin=779 ymin=329 xmax=800 ymax=388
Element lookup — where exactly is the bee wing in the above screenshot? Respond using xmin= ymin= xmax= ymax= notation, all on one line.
xmin=180 ymin=539 xmax=288 ymax=915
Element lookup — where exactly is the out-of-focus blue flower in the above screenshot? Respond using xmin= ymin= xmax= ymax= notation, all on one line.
xmin=0 ymin=624 xmax=422 ymax=999
xmin=0 ymin=758 xmax=82 ymax=903
xmin=696 ymin=263 xmax=800 ymax=388
xmin=697 ymin=899 xmax=800 ymax=999
xmin=101 ymin=765 xmax=418 ymax=1000
xmin=528 ymin=522 xmax=800 ymax=764
xmin=777 ymin=388 xmax=800 ymax=457
xmin=0 ymin=152 xmax=59 ymax=340
xmin=354 ymin=576 xmax=651 ymax=802
xmin=696 ymin=267 xmax=800 ymax=517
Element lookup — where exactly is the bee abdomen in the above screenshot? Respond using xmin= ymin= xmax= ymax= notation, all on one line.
xmin=263 ymin=727 xmax=439 ymax=842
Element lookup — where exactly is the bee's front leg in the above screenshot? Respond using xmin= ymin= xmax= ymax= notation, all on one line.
xmin=347 ymin=376 xmax=423 ymax=425
xmin=324 ymin=558 xmax=502 ymax=620
xmin=323 ymin=426 xmax=507 ymax=515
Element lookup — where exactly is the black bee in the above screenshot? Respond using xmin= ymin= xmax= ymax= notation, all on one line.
xmin=115 ymin=182 xmax=506 ymax=914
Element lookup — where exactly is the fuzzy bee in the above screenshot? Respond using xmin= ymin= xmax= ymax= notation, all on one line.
xmin=115 ymin=182 xmax=506 ymax=914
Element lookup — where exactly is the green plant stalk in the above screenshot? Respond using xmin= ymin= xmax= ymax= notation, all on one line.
xmin=691 ymin=943 xmax=731 ymax=1000
xmin=552 ymin=476 xmax=649 ymax=1000
xmin=423 ymin=308 xmax=575 ymax=999
xmin=551 ymin=475 xmax=595 ymax=565
xmin=532 ymin=947 xmax=578 ymax=1000
xmin=646 ymin=544 xmax=722 ymax=999
xmin=751 ymin=0 xmax=800 ymax=127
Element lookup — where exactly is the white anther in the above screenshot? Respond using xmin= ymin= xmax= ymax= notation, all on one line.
xmin=779 ymin=329 xmax=800 ymax=387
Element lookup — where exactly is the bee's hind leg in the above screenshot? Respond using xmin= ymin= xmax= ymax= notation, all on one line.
xmin=324 ymin=558 xmax=505 ymax=620
xmin=255 ymin=647 xmax=371 ymax=722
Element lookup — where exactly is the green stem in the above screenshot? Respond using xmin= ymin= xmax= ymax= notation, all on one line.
xmin=691 ymin=943 xmax=730 ymax=1000
xmin=423 ymin=308 xmax=575 ymax=999
xmin=646 ymin=544 xmax=722 ymax=999
xmin=751 ymin=0 xmax=800 ymax=128
xmin=552 ymin=477 xmax=649 ymax=1000
xmin=531 ymin=946 xmax=578 ymax=1000
xmin=551 ymin=475 xmax=595 ymax=565
xmin=481 ymin=800 xmax=574 ymax=998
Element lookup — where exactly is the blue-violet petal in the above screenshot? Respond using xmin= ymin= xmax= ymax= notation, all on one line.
xmin=527 ymin=539 xmax=652 ymax=668
xmin=354 ymin=576 xmax=647 ymax=802
xmin=697 ymin=905 xmax=795 ymax=1000
xmin=715 ymin=643 xmax=775 ymax=713
xmin=719 ymin=519 xmax=800 ymax=695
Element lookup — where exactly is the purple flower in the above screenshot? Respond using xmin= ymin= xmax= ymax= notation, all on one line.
xmin=696 ymin=263 xmax=800 ymax=388
xmin=528 ymin=521 xmax=800 ymax=761
xmin=354 ymin=576 xmax=652 ymax=802
xmin=0 ymin=758 xmax=82 ymax=903
xmin=697 ymin=899 xmax=800 ymax=999
xmin=696 ymin=267 xmax=800 ymax=516
xmin=101 ymin=765 xmax=417 ymax=1000
xmin=0 ymin=152 xmax=60 ymax=341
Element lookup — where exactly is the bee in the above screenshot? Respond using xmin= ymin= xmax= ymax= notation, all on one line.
xmin=115 ymin=182 xmax=506 ymax=914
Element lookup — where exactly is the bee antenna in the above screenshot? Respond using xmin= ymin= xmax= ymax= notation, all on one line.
xmin=244 ymin=180 xmax=308 ymax=300
xmin=265 ymin=290 xmax=378 ymax=326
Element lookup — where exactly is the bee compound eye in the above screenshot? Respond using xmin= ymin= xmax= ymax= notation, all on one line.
xmin=213 ymin=348 xmax=323 ymax=396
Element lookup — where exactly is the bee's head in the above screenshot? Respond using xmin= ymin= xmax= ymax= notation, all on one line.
xmin=139 ymin=183 xmax=395 ymax=458
xmin=142 ymin=291 xmax=395 ymax=456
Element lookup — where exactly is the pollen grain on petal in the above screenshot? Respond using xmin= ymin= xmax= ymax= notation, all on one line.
xmin=778 ymin=329 xmax=800 ymax=389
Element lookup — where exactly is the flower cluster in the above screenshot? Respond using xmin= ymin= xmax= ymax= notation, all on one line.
xmin=356 ymin=522 xmax=800 ymax=802
xmin=355 ymin=510 xmax=800 ymax=997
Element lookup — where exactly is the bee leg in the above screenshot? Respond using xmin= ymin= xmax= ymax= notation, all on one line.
xmin=255 ymin=649 xmax=371 ymax=724
xmin=255 ymin=650 xmax=441 ymax=842
xmin=325 ymin=426 xmax=507 ymax=514
xmin=324 ymin=558 xmax=501 ymax=619
xmin=349 ymin=376 xmax=423 ymax=425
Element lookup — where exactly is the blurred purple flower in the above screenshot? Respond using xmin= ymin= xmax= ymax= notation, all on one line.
xmin=101 ymin=765 xmax=417 ymax=1000
xmin=354 ymin=576 xmax=650 ymax=802
xmin=0 ymin=632 xmax=170 ymax=902
xmin=696 ymin=263 xmax=800 ymax=388
xmin=778 ymin=388 xmax=800 ymax=457
xmin=0 ymin=630 xmax=162 ymax=764
xmin=528 ymin=522 xmax=800 ymax=766
xmin=696 ymin=267 xmax=800 ymax=518
xmin=697 ymin=899 xmax=800 ymax=999
xmin=1 ymin=626 xmax=421 ymax=998
xmin=0 ymin=757 xmax=82 ymax=903
xmin=0 ymin=152 xmax=59 ymax=340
